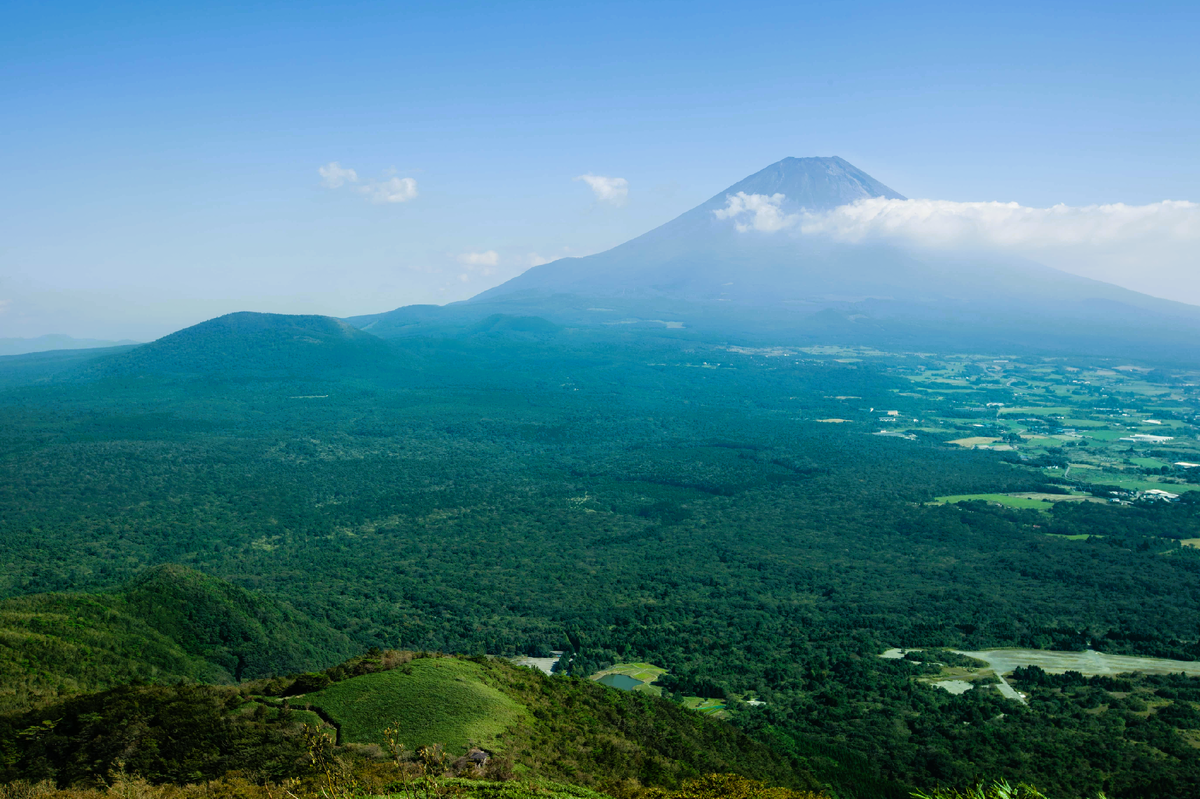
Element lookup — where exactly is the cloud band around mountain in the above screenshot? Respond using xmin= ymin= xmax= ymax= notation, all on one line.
xmin=714 ymin=192 xmax=1200 ymax=248
xmin=715 ymin=192 xmax=1200 ymax=300
xmin=798 ymin=197 xmax=1200 ymax=249
xmin=713 ymin=192 xmax=798 ymax=232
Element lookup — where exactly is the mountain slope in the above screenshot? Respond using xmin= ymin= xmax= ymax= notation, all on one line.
xmin=471 ymin=156 xmax=906 ymax=303
xmin=86 ymin=312 xmax=396 ymax=379
xmin=0 ymin=651 xmax=826 ymax=795
xmin=0 ymin=565 xmax=355 ymax=711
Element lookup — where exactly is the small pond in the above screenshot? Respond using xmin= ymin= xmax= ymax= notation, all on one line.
xmin=596 ymin=673 xmax=644 ymax=691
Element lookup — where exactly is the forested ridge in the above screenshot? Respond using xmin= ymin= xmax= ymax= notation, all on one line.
xmin=1 ymin=322 xmax=1199 ymax=797
xmin=0 ymin=564 xmax=354 ymax=710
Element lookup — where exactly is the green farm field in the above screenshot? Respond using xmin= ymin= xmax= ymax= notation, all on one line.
xmin=1066 ymin=471 xmax=1199 ymax=494
xmin=934 ymin=494 xmax=1056 ymax=510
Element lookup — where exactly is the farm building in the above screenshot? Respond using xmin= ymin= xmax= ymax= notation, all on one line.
xmin=1141 ymin=489 xmax=1180 ymax=501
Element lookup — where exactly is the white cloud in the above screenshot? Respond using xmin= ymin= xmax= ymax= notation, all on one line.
xmin=457 ymin=250 xmax=500 ymax=267
xmin=455 ymin=250 xmax=499 ymax=278
xmin=796 ymin=197 xmax=1200 ymax=250
xmin=362 ymin=176 xmax=418 ymax=204
xmin=318 ymin=162 xmax=358 ymax=189
xmin=715 ymin=193 xmax=1200 ymax=299
xmin=713 ymin=192 xmax=800 ymax=232
xmin=318 ymin=163 xmax=418 ymax=203
xmin=576 ymin=174 xmax=629 ymax=206
xmin=527 ymin=253 xmax=553 ymax=267
xmin=0 ymin=299 xmax=10 ymax=315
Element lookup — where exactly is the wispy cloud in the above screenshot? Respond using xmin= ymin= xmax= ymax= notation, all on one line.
xmin=318 ymin=162 xmax=357 ymax=189
xmin=713 ymin=192 xmax=799 ymax=232
xmin=318 ymin=163 xmax=418 ymax=203
xmin=527 ymin=253 xmax=553 ymax=266
xmin=458 ymin=250 xmax=499 ymax=268
xmin=455 ymin=250 xmax=500 ymax=282
xmin=362 ymin=176 xmax=418 ymax=204
xmin=576 ymin=174 xmax=629 ymax=206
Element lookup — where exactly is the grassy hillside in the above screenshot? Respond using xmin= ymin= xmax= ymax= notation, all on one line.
xmin=284 ymin=651 xmax=821 ymax=794
xmin=300 ymin=656 xmax=526 ymax=753
xmin=0 ymin=651 xmax=822 ymax=797
xmin=0 ymin=565 xmax=355 ymax=711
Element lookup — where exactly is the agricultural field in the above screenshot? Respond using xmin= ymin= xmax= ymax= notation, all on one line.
xmin=858 ymin=352 xmax=1200 ymax=503
xmin=934 ymin=494 xmax=1059 ymax=511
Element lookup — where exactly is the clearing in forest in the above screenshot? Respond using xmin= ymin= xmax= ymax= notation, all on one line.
xmin=590 ymin=662 xmax=668 ymax=695
xmin=934 ymin=494 xmax=1056 ymax=511
xmin=300 ymin=656 xmax=526 ymax=754
xmin=682 ymin=697 xmax=728 ymax=716
xmin=946 ymin=437 xmax=1000 ymax=448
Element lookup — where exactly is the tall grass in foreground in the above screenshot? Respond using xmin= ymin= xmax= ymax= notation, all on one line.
xmin=914 ymin=781 xmax=1107 ymax=799
xmin=0 ymin=772 xmax=827 ymax=799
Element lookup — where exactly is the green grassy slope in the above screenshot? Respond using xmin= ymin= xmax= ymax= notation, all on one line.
xmin=290 ymin=652 xmax=817 ymax=793
xmin=301 ymin=657 xmax=526 ymax=753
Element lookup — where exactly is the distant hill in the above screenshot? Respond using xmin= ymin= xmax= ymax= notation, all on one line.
xmin=465 ymin=313 xmax=562 ymax=338
xmin=0 ymin=334 xmax=140 ymax=357
xmin=350 ymin=157 xmax=1200 ymax=361
xmin=0 ymin=565 xmax=355 ymax=711
xmin=84 ymin=311 xmax=397 ymax=379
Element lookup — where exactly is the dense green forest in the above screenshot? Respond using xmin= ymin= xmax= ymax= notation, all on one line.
xmin=0 ymin=564 xmax=354 ymax=710
xmin=1 ymin=315 xmax=1199 ymax=797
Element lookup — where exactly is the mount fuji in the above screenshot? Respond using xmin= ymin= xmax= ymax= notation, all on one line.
xmin=351 ymin=157 xmax=1200 ymax=360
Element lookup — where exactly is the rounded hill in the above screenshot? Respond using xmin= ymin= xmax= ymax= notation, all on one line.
xmin=88 ymin=312 xmax=395 ymax=378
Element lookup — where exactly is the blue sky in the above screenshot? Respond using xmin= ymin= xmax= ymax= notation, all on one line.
xmin=2 ymin=1 xmax=1198 ymax=340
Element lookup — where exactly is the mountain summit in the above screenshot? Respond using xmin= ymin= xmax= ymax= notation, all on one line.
xmin=697 ymin=155 xmax=905 ymax=212
xmin=472 ymin=157 xmax=904 ymax=302
xmin=91 ymin=312 xmax=394 ymax=378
